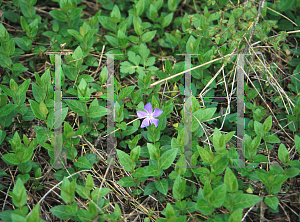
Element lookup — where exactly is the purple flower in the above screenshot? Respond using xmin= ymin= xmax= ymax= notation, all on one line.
xmin=137 ymin=103 xmax=163 ymax=128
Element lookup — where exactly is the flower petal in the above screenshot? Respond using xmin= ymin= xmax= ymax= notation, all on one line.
xmin=143 ymin=103 xmax=153 ymax=114
xmin=141 ymin=118 xmax=150 ymax=128
xmin=150 ymin=118 xmax=159 ymax=127
xmin=137 ymin=111 xmax=148 ymax=119
xmin=152 ymin=108 xmax=163 ymax=117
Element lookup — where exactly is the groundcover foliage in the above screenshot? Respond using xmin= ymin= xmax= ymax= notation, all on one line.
xmin=0 ymin=0 xmax=300 ymax=221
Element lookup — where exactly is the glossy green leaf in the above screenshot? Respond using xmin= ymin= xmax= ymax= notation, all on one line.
xmin=29 ymin=100 xmax=46 ymax=120
xmin=158 ymin=148 xmax=177 ymax=170
xmin=264 ymin=196 xmax=279 ymax=210
xmin=196 ymin=199 xmax=214 ymax=216
xmin=263 ymin=116 xmax=272 ymax=132
xmin=264 ymin=135 xmax=280 ymax=143
xmin=146 ymin=165 xmax=161 ymax=177
xmin=118 ymin=176 xmax=135 ymax=187
xmin=229 ymin=208 xmax=243 ymax=222
xmin=209 ymin=183 xmax=226 ymax=208
xmin=49 ymin=10 xmax=68 ymax=22
xmin=278 ymin=143 xmax=289 ymax=163
xmin=141 ymin=30 xmax=157 ymax=43
xmin=91 ymin=188 xmax=110 ymax=200
xmin=116 ymin=149 xmax=135 ymax=172
xmin=88 ymin=106 xmax=109 ymax=118
xmin=64 ymin=99 xmax=86 ymax=116
xmin=50 ymin=205 xmax=72 ymax=220
xmin=162 ymin=12 xmax=173 ymax=28
xmin=74 ymin=156 xmax=93 ymax=169
xmin=155 ymin=178 xmax=168 ymax=195
xmin=0 ymin=104 xmax=17 ymax=117
xmin=10 ymin=178 xmax=27 ymax=207
xmin=233 ymin=194 xmax=262 ymax=209
xmin=224 ymin=168 xmax=238 ymax=193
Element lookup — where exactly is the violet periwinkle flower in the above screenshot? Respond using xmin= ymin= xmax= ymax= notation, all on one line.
xmin=137 ymin=103 xmax=163 ymax=128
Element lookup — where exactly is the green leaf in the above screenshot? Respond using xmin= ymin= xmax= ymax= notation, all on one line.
xmin=209 ymin=184 xmax=226 ymax=208
xmin=165 ymin=33 xmax=179 ymax=45
xmin=20 ymin=16 xmax=29 ymax=33
xmin=197 ymin=146 xmax=211 ymax=164
xmin=149 ymin=4 xmax=158 ymax=21
xmin=118 ymin=176 xmax=135 ymax=187
xmin=110 ymin=5 xmax=121 ymax=23
xmin=0 ymin=84 xmax=14 ymax=97
xmin=49 ymin=10 xmax=68 ymax=22
xmin=158 ymin=148 xmax=178 ymax=170
xmin=255 ymin=170 xmax=269 ymax=186
xmin=161 ymin=12 xmax=173 ymax=28
xmin=141 ymin=30 xmax=157 ymax=43
xmin=76 ymin=185 xmax=90 ymax=199
xmin=193 ymin=107 xmax=217 ymax=122
xmin=224 ymin=168 xmax=238 ymax=193
xmin=11 ymin=178 xmax=27 ymax=207
xmin=233 ymin=194 xmax=262 ymax=209
xmin=117 ymin=30 xmax=129 ymax=49
xmin=264 ymin=196 xmax=279 ymax=210
xmin=285 ymin=167 xmax=300 ymax=178
xmin=119 ymin=85 xmax=136 ymax=100
xmin=68 ymin=29 xmax=83 ymax=42
xmin=254 ymin=121 xmax=266 ymax=137
xmin=133 ymin=17 xmax=143 ymax=36
xmin=74 ymin=156 xmax=93 ymax=169
xmin=196 ymin=199 xmax=214 ymax=216
xmin=39 ymin=101 xmax=48 ymax=115
xmin=130 ymin=145 xmax=140 ymax=162
xmin=173 ymin=175 xmax=186 ymax=200
xmin=251 ymin=135 xmax=261 ymax=151
xmin=120 ymin=61 xmax=136 ymax=74
xmin=165 ymin=203 xmax=177 ymax=221
xmin=144 ymin=182 xmax=156 ymax=195
xmin=146 ymin=165 xmax=161 ymax=177
xmin=229 ymin=208 xmax=243 ymax=222
xmin=6 ymin=39 xmax=15 ymax=56
xmin=29 ymin=100 xmax=46 ymax=120
xmin=2 ymin=153 xmax=20 ymax=165
xmin=0 ymin=54 xmax=12 ymax=67
xmin=264 ymin=135 xmax=280 ymax=143
xmin=278 ymin=143 xmax=289 ymax=163
xmin=0 ymin=104 xmax=17 ymax=117
xmin=147 ymin=143 xmax=160 ymax=161
xmin=69 ymin=8 xmax=82 ymax=21
xmin=88 ymin=106 xmax=109 ymax=118
xmin=17 ymin=79 xmax=30 ymax=96
xmin=64 ymin=99 xmax=86 ymax=116
xmin=50 ymin=205 xmax=72 ymax=220
xmin=168 ymin=0 xmax=178 ymax=12
xmin=159 ymin=105 xmax=173 ymax=118
xmin=271 ymin=174 xmax=288 ymax=187
xmin=72 ymin=46 xmax=83 ymax=68
xmin=84 ymin=29 xmax=97 ymax=42
xmin=277 ymin=0 xmax=295 ymax=11
xmin=21 ymin=147 xmax=34 ymax=163
xmin=155 ymin=179 xmax=168 ymax=195
xmin=91 ymin=188 xmax=110 ymax=200
xmin=135 ymin=0 xmax=145 ymax=16
xmin=263 ymin=116 xmax=272 ymax=132
xmin=26 ymin=203 xmax=41 ymax=222
xmin=116 ymin=149 xmax=135 ymax=172
xmin=132 ymin=167 xmax=146 ymax=178
xmin=175 ymin=155 xmax=187 ymax=176
xmin=98 ymin=16 xmax=116 ymax=32
xmin=212 ymin=156 xmax=229 ymax=175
